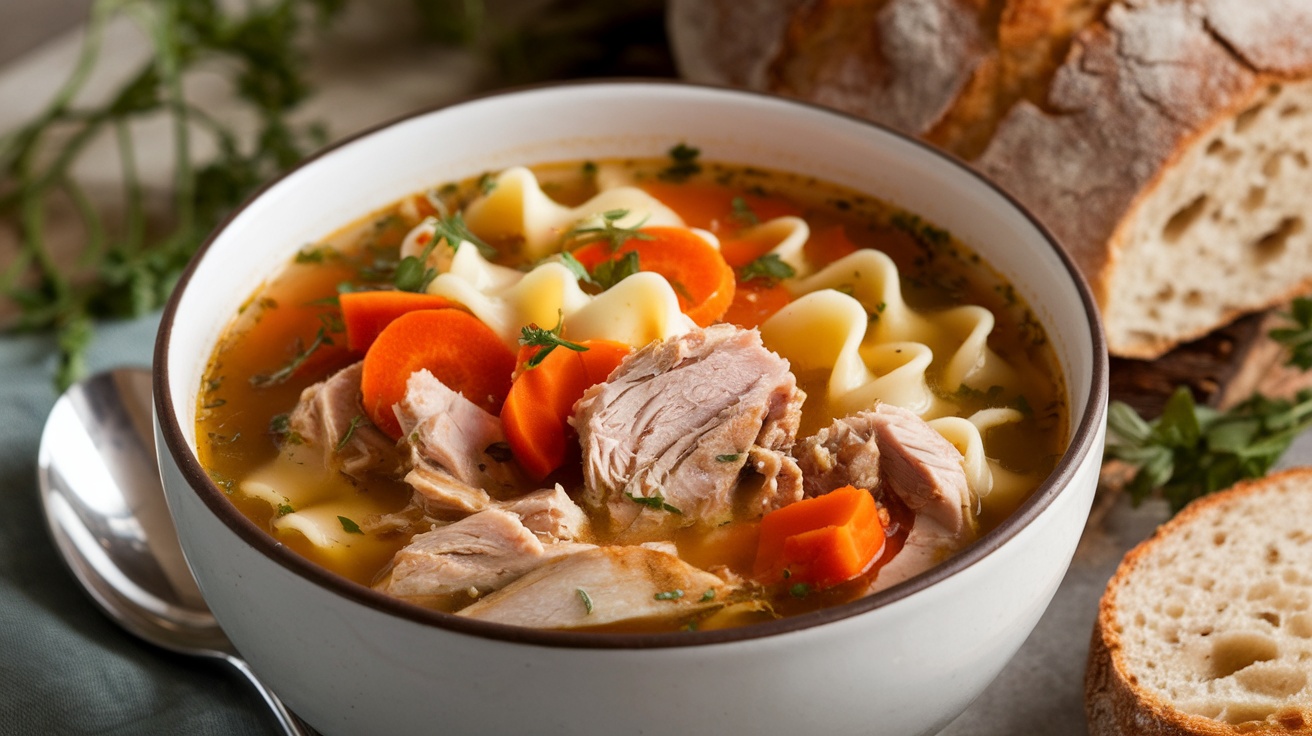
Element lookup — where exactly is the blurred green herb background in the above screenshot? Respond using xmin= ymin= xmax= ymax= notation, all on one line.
xmin=0 ymin=0 xmax=670 ymax=389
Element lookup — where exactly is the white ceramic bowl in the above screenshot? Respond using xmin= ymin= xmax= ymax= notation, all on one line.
xmin=154 ymin=81 xmax=1108 ymax=736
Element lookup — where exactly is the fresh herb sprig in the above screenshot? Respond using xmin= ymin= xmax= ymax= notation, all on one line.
xmin=1 ymin=0 xmax=346 ymax=390
xmin=1106 ymin=387 xmax=1312 ymax=514
xmin=519 ymin=312 xmax=587 ymax=369
xmin=564 ymin=209 xmax=653 ymax=252
xmin=1107 ymin=296 xmax=1312 ymax=513
xmin=590 ymin=250 xmax=640 ymax=290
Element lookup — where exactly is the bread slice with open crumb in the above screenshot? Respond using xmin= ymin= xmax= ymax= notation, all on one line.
xmin=1086 ymin=468 xmax=1312 ymax=735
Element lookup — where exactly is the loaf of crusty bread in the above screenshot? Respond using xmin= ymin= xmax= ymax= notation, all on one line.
xmin=669 ymin=0 xmax=1312 ymax=359
xmin=1085 ymin=468 xmax=1312 ymax=735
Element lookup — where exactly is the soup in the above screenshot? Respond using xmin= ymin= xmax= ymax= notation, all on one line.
xmin=196 ymin=148 xmax=1067 ymax=632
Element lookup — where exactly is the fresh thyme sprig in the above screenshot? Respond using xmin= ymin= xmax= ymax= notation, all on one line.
xmin=519 ymin=312 xmax=587 ymax=369
xmin=1 ymin=0 xmax=345 ymax=390
xmin=564 ymin=209 xmax=653 ymax=252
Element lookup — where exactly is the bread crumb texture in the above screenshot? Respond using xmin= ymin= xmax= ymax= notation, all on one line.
xmin=1089 ymin=468 xmax=1312 ymax=735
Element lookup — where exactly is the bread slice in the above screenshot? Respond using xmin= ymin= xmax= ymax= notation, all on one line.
xmin=1086 ymin=468 xmax=1312 ymax=735
xmin=669 ymin=0 xmax=1312 ymax=359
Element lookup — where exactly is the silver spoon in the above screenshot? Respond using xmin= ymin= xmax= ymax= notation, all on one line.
xmin=37 ymin=367 xmax=313 ymax=736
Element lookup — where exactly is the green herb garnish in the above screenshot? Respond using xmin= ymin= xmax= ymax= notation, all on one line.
xmin=654 ymin=589 xmax=684 ymax=601
xmin=335 ymin=414 xmax=364 ymax=452
xmin=891 ymin=211 xmax=950 ymax=249
xmin=249 ymin=326 xmax=333 ymax=388
xmin=276 ymin=503 xmax=294 ymax=517
xmin=1105 ymin=386 xmax=1312 ymax=514
xmin=659 ymin=142 xmax=701 ymax=182
xmin=715 ymin=453 xmax=741 ymax=463
xmin=624 ymin=492 xmax=683 ymax=515
xmin=1269 ymin=297 xmax=1312 ymax=369
xmin=590 ymin=250 xmax=640 ymax=290
xmin=789 ymin=583 xmax=811 ymax=599
xmin=431 ymin=212 xmax=496 ymax=259
xmin=576 ymin=588 xmax=594 ymax=614
xmin=337 ymin=516 xmax=363 ymax=534
xmin=700 ymin=589 xmax=716 ymax=602
xmin=740 ymin=253 xmax=796 ymax=285
xmin=519 ymin=311 xmax=588 ymax=368
xmin=559 ymin=251 xmax=594 ymax=284
xmin=730 ymin=196 xmax=758 ymax=226
xmin=477 ymin=171 xmax=497 ymax=195
xmin=564 ymin=209 xmax=653 ymax=252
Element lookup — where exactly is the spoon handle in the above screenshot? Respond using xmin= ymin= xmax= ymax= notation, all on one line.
xmin=225 ymin=654 xmax=317 ymax=736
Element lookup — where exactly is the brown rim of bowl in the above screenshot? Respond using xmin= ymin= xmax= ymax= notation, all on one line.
xmin=154 ymin=78 xmax=1109 ymax=650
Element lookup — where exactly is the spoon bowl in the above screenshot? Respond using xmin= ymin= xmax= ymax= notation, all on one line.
xmin=38 ymin=367 xmax=309 ymax=736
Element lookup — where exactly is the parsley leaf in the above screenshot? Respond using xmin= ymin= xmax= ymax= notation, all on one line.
xmin=700 ymin=588 xmax=716 ymax=602
xmin=730 ymin=196 xmax=758 ymax=226
xmin=338 ymin=516 xmax=363 ymax=535
xmin=431 ymin=212 xmax=496 ymax=259
xmin=789 ymin=583 xmax=811 ymax=599
xmin=334 ymin=415 xmax=365 ymax=452
xmin=519 ymin=311 xmax=588 ymax=369
xmin=740 ymin=253 xmax=796 ymax=284
xmin=1105 ymin=386 xmax=1312 ymax=514
xmin=576 ymin=588 xmax=594 ymax=614
xmin=715 ymin=453 xmax=741 ymax=463
xmin=654 ymin=589 xmax=684 ymax=601
xmin=590 ymin=250 xmax=641 ymax=290
xmin=559 ymin=251 xmax=594 ymax=284
xmin=624 ymin=492 xmax=683 ymax=515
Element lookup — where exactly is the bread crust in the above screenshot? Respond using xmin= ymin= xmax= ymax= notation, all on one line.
xmin=669 ymin=0 xmax=1312 ymax=358
xmin=1086 ymin=468 xmax=1312 ymax=735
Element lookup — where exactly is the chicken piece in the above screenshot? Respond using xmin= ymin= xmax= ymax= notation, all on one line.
xmin=288 ymin=362 xmax=402 ymax=480
xmin=458 ymin=546 xmax=729 ymax=629
xmin=573 ymin=325 xmax=805 ymax=536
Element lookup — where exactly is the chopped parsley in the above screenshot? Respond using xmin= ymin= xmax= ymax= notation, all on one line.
xmin=559 ymin=251 xmax=594 ymax=284
xmin=730 ymin=196 xmax=759 ymax=226
xmin=295 ymin=246 xmax=336 ymax=264
xmin=739 ymin=253 xmax=796 ymax=285
xmin=431 ymin=212 xmax=497 ymax=259
xmin=624 ymin=492 xmax=683 ymax=515
xmin=576 ymin=588 xmax=594 ymax=614
xmin=789 ymin=583 xmax=811 ymax=599
xmin=207 ymin=471 xmax=234 ymax=495
xmin=891 ymin=211 xmax=950 ymax=249
xmin=654 ymin=589 xmax=684 ymax=601
xmin=659 ymin=142 xmax=701 ymax=182
xmin=477 ymin=171 xmax=497 ymax=195
xmin=276 ymin=503 xmax=294 ymax=517
xmin=700 ymin=589 xmax=716 ymax=602
xmin=520 ymin=312 xmax=588 ymax=369
xmin=590 ymin=250 xmax=640 ymax=290
xmin=715 ymin=453 xmax=741 ymax=463
xmin=269 ymin=413 xmax=304 ymax=446
xmin=337 ymin=516 xmax=363 ymax=535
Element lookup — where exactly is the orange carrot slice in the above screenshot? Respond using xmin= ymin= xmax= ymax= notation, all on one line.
xmin=573 ymin=226 xmax=735 ymax=327
xmin=754 ymin=485 xmax=886 ymax=588
xmin=361 ymin=309 xmax=515 ymax=439
xmin=340 ymin=290 xmax=459 ymax=352
xmin=501 ymin=339 xmax=631 ymax=480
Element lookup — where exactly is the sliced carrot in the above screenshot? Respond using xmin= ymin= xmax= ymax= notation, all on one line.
xmin=572 ymin=226 xmax=735 ymax=327
xmin=360 ymin=309 xmax=515 ymax=439
xmin=501 ymin=339 xmax=631 ymax=480
xmin=723 ymin=280 xmax=793 ymax=329
xmin=804 ymin=224 xmax=859 ymax=267
xmin=340 ymin=290 xmax=459 ymax=352
xmin=753 ymin=485 xmax=886 ymax=589
xmin=640 ymin=181 xmax=802 ymax=235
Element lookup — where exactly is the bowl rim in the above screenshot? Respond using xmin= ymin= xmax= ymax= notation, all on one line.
xmin=154 ymin=78 xmax=1109 ymax=650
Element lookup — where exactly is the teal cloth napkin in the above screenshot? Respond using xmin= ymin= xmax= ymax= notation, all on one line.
xmin=0 ymin=315 xmax=274 ymax=735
